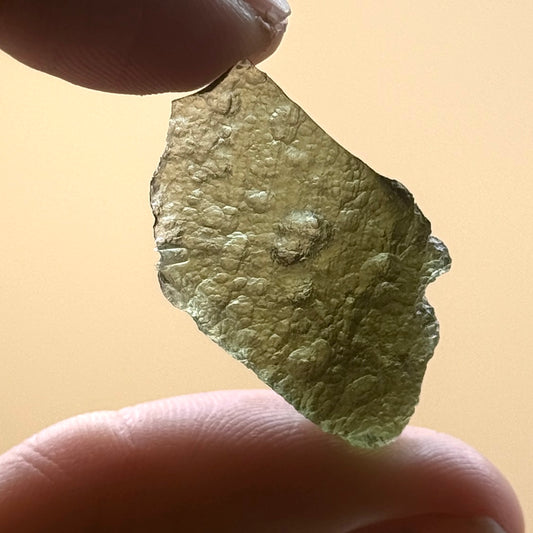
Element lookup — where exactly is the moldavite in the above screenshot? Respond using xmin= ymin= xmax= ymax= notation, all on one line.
xmin=150 ymin=61 xmax=451 ymax=448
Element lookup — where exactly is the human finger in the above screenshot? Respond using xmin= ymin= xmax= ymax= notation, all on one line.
xmin=0 ymin=389 xmax=523 ymax=532
xmin=0 ymin=0 xmax=290 ymax=94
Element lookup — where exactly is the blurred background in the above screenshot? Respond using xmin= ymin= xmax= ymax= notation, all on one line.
xmin=1 ymin=1 xmax=531 ymax=526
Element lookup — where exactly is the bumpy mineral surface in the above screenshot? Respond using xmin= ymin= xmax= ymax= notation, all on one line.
xmin=151 ymin=61 xmax=450 ymax=448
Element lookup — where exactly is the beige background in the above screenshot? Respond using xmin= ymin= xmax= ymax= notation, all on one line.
xmin=1 ymin=1 xmax=531 ymax=526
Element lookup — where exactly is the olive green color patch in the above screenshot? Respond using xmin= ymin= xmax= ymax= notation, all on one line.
xmin=150 ymin=61 xmax=450 ymax=448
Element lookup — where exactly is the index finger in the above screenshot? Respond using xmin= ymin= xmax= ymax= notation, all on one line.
xmin=0 ymin=0 xmax=290 ymax=94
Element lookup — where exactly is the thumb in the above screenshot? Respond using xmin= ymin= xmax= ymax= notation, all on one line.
xmin=0 ymin=390 xmax=524 ymax=532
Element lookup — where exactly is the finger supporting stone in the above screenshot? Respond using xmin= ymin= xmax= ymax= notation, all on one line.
xmin=0 ymin=390 xmax=524 ymax=532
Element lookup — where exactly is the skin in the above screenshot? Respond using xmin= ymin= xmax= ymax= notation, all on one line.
xmin=0 ymin=1 xmax=525 ymax=531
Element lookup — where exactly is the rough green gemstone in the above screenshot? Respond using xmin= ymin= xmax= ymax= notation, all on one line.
xmin=150 ymin=61 xmax=450 ymax=448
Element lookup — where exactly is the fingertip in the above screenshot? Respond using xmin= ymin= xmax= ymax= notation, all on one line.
xmin=0 ymin=0 xmax=291 ymax=94
xmin=388 ymin=426 xmax=524 ymax=533
xmin=242 ymin=0 xmax=291 ymax=63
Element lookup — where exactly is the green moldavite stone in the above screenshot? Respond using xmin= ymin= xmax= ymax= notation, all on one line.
xmin=150 ymin=61 xmax=451 ymax=448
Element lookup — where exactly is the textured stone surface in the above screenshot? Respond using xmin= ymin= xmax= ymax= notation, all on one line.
xmin=150 ymin=61 xmax=451 ymax=448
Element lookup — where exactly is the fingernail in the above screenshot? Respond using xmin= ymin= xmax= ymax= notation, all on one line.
xmin=242 ymin=0 xmax=291 ymax=31
xmin=354 ymin=515 xmax=508 ymax=533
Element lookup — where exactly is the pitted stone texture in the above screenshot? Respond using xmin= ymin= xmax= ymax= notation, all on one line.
xmin=151 ymin=61 xmax=451 ymax=448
